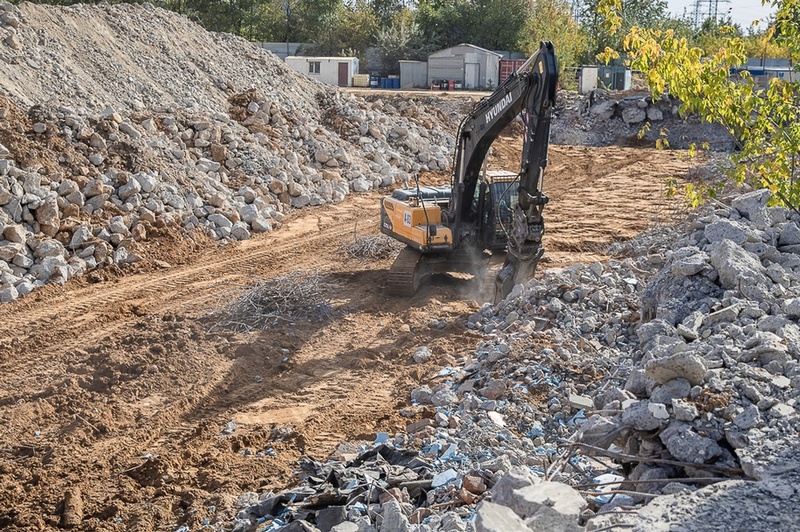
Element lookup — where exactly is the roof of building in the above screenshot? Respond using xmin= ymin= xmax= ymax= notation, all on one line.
xmin=429 ymin=44 xmax=503 ymax=58
xmin=285 ymin=56 xmax=358 ymax=61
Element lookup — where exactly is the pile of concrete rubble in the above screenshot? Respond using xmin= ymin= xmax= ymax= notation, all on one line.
xmin=0 ymin=1 xmax=455 ymax=302
xmin=228 ymin=189 xmax=799 ymax=531
xmin=552 ymin=90 xmax=733 ymax=151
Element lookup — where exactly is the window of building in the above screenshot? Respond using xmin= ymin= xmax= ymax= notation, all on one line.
xmin=309 ymin=62 xmax=321 ymax=74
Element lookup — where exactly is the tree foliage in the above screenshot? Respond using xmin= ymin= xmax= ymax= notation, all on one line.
xmin=579 ymin=0 xmax=669 ymax=59
xmin=598 ymin=0 xmax=800 ymax=207
xmin=374 ymin=14 xmax=430 ymax=73
xmin=521 ymin=0 xmax=585 ymax=73
xmin=415 ymin=0 xmax=532 ymax=51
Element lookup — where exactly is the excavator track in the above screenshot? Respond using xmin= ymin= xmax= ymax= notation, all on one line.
xmin=388 ymin=247 xmax=422 ymax=296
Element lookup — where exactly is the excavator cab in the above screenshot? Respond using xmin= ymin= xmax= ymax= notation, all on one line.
xmin=474 ymin=171 xmax=519 ymax=251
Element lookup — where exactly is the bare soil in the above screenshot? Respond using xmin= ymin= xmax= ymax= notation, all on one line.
xmin=0 ymin=141 xmax=694 ymax=531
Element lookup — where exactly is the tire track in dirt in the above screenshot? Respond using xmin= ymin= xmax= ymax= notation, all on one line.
xmin=0 ymin=144 xmax=696 ymax=531
xmin=0 ymin=200 xmax=374 ymax=394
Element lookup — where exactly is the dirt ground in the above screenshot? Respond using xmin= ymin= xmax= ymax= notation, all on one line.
xmin=0 ymin=140 xmax=695 ymax=531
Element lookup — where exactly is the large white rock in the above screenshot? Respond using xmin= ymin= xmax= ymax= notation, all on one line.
xmin=35 ymin=198 xmax=60 ymax=230
xmin=208 ymin=213 xmax=232 ymax=229
xmin=118 ymin=177 xmax=142 ymax=201
xmin=621 ymin=106 xmax=646 ymax=124
xmin=69 ymin=226 xmax=93 ymax=249
xmin=509 ymin=481 xmax=587 ymax=519
xmin=708 ymin=239 xmax=769 ymax=293
xmin=704 ymin=219 xmax=749 ymax=245
xmin=0 ymin=242 xmax=21 ymax=261
xmin=475 ymin=501 xmax=531 ymax=532
xmin=731 ymin=189 xmax=771 ymax=230
xmin=32 ymin=239 xmax=65 ymax=259
xmin=645 ymin=350 xmax=708 ymax=386
xmin=133 ymin=172 xmax=157 ymax=193
xmin=351 ymin=178 xmax=370 ymax=193
xmin=0 ymin=285 xmax=18 ymax=302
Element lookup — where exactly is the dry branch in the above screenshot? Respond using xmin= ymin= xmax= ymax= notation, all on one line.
xmin=565 ymin=441 xmax=744 ymax=475
xmin=340 ymin=235 xmax=403 ymax=260
xmin=211 ymin=271 xmax=334 ymax=332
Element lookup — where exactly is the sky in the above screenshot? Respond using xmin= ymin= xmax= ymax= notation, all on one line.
xmin=667 ymin=0 xmax=777 ymax=30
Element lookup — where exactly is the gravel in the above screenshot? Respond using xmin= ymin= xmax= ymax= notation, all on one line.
xmin=227 ymin=188 xmax=800 ymax=531
xmin=0 ymin=2 xmax=456 ymax=301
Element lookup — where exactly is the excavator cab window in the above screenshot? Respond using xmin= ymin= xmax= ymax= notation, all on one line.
xmin=490 ymin=181 xmax=518 ymax=224
xmin=485 ymin=180 xmax=518 ymax=247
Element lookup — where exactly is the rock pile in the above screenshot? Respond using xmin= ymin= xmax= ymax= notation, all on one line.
xmin=551 ymin=90 xmax=733 ymax=151
xmin=227 ymin=189 xmax=799 ymax=531
xmin=0 ymin=2 xmax=456 ymax=301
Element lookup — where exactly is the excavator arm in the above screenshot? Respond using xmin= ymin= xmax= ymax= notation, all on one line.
xmin=441 ymin=41 xmax=558 ymax=300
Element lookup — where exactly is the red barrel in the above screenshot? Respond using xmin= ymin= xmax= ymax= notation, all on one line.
xmin=448 ymin=80 xmax=455 ymax=90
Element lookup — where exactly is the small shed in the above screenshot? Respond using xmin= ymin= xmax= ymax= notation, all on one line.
xmin=427 ymin=44 xmax=501 ymax=90
xmin=399 ymin=60 xmax=428 ymax=89
xmin=285 ymin=56 xmax=359 ymax=87
xmin=578 ymin=66 xmax=599 ymax=94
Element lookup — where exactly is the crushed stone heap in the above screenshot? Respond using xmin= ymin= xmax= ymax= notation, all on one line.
xmin=551 ymin=89 xmax=732 ymax=151
xmin=0 ymin=1 xmax=456 ymax=302
xmin=227 ymin=189 xmax=799 ymax=532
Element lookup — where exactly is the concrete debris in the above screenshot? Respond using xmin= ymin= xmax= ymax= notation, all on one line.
xmin=474 ymin=501 xmax=528 ymax=532
xmin=230 ymin=187 xmax=799 ymax=531
xmin=587 ymin=452 xmax=800 ymax=531
xmin=552 ymin=90 xmax=733 ymax=151
xmin=0 ymin=3 xmax=459 ymax=302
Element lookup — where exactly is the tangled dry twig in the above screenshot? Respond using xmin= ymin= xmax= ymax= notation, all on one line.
xmin=340 ymin=235 xmax=403 ymax=260
xmin=211 ymin=271 xmax=334 ymax=332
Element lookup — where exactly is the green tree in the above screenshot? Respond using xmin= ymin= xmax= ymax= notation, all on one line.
xmin=521 ymin=0 xmax=588 ymax=70
xmin=292 ymin=0 xmax=344 ymax=44
xmin=694 ymin=17 xmax=743 ymax=55
xmin=742 ymin=27 xmax=791 ymax=60
xmin=415 ymin=0 xmax=531 ymax=51
xmin=370 ymin=0 xmax=405 ymax=27
xmin=334 ymin=0 xmax=380 ymax=59
xmin=598 ymin=0 xmax=800 ymax=207
xmin=580 ymin=0 xmax=669 ymax=60
xmin=374 ymin=16 xmax=428 ymax=72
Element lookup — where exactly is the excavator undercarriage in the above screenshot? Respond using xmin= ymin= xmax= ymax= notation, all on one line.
xmin=386 ymin=247 xmax=491 ymax=297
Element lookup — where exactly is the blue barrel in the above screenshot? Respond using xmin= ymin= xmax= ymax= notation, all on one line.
xmin=380 ymin=78 xmax=386 ymax=88
xmin=392 ymin=78 xmax=400 ymax=89
xmin=370 ymin=76 xmax=378 ymax=88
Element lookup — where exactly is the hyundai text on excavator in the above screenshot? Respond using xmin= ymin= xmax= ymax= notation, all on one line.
xmin=379 ymin=41 xmax=558 ymax=300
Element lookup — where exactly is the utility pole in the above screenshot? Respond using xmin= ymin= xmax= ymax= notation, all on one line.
xmin=285 ymin=0 xmax=290 ymax=59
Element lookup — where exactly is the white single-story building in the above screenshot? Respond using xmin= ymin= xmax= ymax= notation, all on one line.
xmin=285 ymin=56 xmax=359 ymax=87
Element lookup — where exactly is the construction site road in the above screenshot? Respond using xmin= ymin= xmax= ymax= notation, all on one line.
xmin=0 ymin=143 xmax=693 ymax=531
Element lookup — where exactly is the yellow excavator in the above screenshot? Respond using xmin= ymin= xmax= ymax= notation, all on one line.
xmin=380 ymin=41 xmax=558 ymax=300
